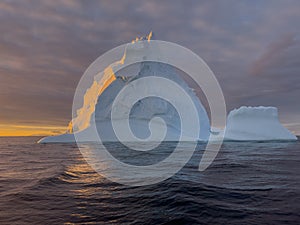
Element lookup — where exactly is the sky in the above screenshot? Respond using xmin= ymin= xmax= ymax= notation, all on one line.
xmin=0 ymin=0 xmax=299 ymax=136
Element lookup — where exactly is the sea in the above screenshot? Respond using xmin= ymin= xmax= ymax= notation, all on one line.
xmin=0 ymin=137 xmax=299 ymax=225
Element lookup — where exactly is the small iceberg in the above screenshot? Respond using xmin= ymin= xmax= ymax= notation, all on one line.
xmin=222 ymin=106 xmax=297 ymax=141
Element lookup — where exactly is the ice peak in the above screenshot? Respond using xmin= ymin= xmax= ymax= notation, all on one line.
xmin=131 ymin=31 xmax=154 ymax=43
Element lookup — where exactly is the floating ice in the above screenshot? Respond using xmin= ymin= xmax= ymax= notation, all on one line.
xmin=222 ymin=106 xmax=297 ymax=141
xmin=38 ymin=33 xmax=210 ymax=143
xmin=38 ymin=34 xmax=297 ymax=143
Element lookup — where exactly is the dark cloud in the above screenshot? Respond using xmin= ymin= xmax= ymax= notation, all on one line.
xmin=0 ymin=0 xmax=300 ymax=133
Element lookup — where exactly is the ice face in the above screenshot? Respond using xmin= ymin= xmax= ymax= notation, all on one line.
xmin=94 ymin=61 xmax=211 ymax=141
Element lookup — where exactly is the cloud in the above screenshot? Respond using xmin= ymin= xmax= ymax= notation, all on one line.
xmin=0 ymin=0 xmax=300 ymax=133
xmin=250 ymin=33 xmax=298 ymax=76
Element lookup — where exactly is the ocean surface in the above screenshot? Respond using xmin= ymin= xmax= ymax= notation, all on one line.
xmin=0 ymin=137 xmax=299 ymax=225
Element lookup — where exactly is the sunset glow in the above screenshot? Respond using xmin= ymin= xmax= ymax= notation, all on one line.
xmin=0 ymin=124 xmax=67 ymax=136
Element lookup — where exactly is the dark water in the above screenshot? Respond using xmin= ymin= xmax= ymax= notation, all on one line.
xmin=0 ymin=137 xmax=299 ymax=225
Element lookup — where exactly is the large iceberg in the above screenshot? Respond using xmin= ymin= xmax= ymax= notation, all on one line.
xmin=222 ymin=106 xmax=297 ymax=141
xmin=38 ymin=33 xmax=210 ymax=143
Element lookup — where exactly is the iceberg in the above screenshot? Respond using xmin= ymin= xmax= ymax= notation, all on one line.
xmin=38 ymin=33 xmax=210 ymax=143
xmin=222 ymin=106 xmax=297 ymax=141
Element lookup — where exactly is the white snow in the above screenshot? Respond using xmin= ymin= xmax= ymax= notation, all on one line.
xmin=222 ymin=106 xmax=297 ymax=141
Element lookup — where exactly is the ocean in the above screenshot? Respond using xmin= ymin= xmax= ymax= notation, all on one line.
xmin=0 ymin=137 xmax=299 ymax=224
